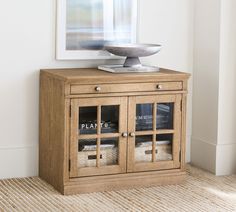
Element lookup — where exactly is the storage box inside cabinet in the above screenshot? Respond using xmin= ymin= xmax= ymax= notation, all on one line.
xmin=78 ymin=138 xmax=118 ymax=167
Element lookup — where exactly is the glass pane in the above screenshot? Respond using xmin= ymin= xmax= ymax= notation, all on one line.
xmin=135 ymin=135 xmax=153 ymax=163
xmin=79 ymin=106 xmax=97 ymax=134
xmin=136 ymin=104 xmax=153 ymax=131
xmin=100 ymin=137 xmax=119 ymax=166
xmin=101 ymin=105 xmax=119 ymax=133
xmin=156 ymin=103 xmax=174 ymax=129
xmin=155 ymin=134 xmax=173 ymax=161
xmin=78 ymin=139 xmax=97 ymax=168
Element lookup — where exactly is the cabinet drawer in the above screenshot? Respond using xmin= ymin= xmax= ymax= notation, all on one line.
xmin=70 ymin=82 xmax=183 ymax=94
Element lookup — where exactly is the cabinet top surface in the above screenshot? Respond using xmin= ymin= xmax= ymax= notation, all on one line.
xmin=41 ymin=68 xmax=190 ymax=83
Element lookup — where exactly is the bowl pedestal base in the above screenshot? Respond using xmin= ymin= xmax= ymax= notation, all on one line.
xmin=124 ymin=57 xmax=142 ymax=67
xmin=98 ymin=65 xmax=160 ymax=73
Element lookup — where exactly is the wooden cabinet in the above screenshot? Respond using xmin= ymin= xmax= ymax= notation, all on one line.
xmin=39 ymin=68 xmax=190 ymax=195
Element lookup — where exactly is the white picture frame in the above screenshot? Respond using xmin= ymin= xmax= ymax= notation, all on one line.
xmin=56 ymin=0 xmax=138 ymax=60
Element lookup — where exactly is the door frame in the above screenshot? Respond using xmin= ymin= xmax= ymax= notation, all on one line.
xmin=70 ymin=96 xmax=128 ymax=178
xmin=127 ymin=94 xmax=182 ymax=172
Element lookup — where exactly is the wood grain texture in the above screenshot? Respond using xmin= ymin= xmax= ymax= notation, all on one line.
xmin=63 ymin=170 xmax=186 ymax=195
xmin=41 ymin=68 xmax=190 ymax=84
xmin=39 ymin=72 xmax=67 ymax=193
xmin=69 ymin=99 xmax=79 ymax=178
xmin=152 ymin=103 xmax=157 ymax=162
xmin=67 ymin=90 xmax=188 ymax=99
xmin=127 ymin=96 xmax=136 ymax=172
xmin=126 ymin=94 xmax=182 ymax=172
xmin=181 ymin=93 xmax=188 ymax=171
xmin=70 ymin=97 xmax=128 ymax=177
xmin=71 ymin=81 xmax=183 ymax=94
xmin=96 ymin=105 xmax=101 ymax=168
xmin=173 ymin=94 xmax=182 ymax=168
xmin=39 ymin=68 xmax=190 ymax=195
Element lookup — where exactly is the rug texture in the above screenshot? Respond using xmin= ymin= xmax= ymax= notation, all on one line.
xmin=0 ymin=165 xmax=235 ymax=212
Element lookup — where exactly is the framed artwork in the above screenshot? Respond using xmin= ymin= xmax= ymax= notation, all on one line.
xmin=56 ymin=0 xmax=138 ymax=60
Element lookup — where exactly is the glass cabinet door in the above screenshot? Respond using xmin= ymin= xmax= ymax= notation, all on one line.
xmin=70 ymin=97 xmax=127 ymax=178
xmin=127 ymin=95 xmax=182 ymax=172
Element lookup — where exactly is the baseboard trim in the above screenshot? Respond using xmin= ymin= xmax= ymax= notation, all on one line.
xmin=216 ymin=143 xmax=236 ymax=175
xmin=191 ymin=137 xmax=216 ymax=174
xmin=186 ymin=134 xmax=191 ymax=163
xmin=191 ymin=137 xmax=236 ymax=175
xmin=0 ymin=145 xmax=38 ymax=179
xmin=0 ymin=145 xmax=37 ymax=150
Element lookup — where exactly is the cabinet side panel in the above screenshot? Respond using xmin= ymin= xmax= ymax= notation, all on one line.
xmin=39 ymin=72 xmax=66 ymax=192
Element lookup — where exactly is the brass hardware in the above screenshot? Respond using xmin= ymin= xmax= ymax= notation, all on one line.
xmin=129 ymin=132 xmax=135 ymax=137
xmin=156 ymin=84 xmax=162 ymax=90
xmin=122 ymin=132 xmax=128 ymax=137
xmin=95 ymin=86 xmax=101 ymax=91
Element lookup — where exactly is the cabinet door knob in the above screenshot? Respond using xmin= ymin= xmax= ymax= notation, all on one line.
xmin=156 ymin=84 xmax=162 ymax=90
xmin=129 ymin=132 xmax=135 ymax=137
xmin=122 ymin=132 xmax=128 ymax=137
xmin=95 ymin=86 xmax=101 ymax=92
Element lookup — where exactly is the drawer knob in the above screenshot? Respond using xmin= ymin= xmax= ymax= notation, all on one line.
xmin=156 ymin=84 xmax=162 ymax=90
xmin=95 ymin=86 xmax=101 ymax=92
xmin=122 ymin=132 xmax=128 ymax=137
xmin=129 ymin=132 xmax=135 ymax=137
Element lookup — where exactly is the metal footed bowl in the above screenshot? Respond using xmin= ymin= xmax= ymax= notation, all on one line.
xmin=104 ymin=44 xmax=162 ymax=67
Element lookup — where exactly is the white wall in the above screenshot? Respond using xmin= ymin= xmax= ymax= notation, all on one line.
xmin=191 ymin=0 xmax=236 ymax=175
xmin=216 ymin=0 xmax=236 ymax=175
xmin=191 ymin=0 xmax=221 ymax=173
xmin=0 ymin=0 xmax=193 ymax=179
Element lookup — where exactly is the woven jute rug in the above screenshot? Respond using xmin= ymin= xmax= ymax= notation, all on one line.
xmin=0 ymin=165 xmax=235 ymax=212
